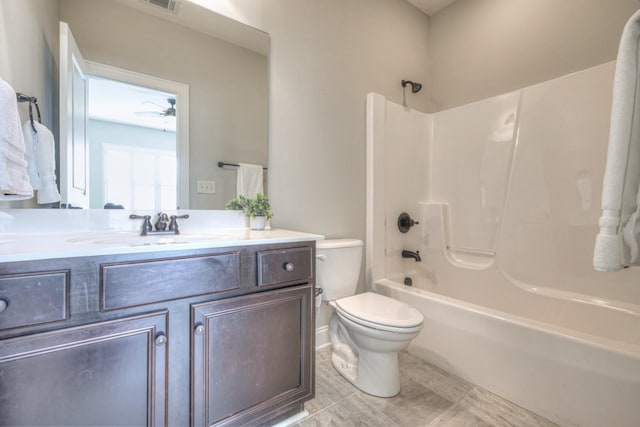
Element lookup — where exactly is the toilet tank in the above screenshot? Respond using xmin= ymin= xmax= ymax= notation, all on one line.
xmin=316 ymin=239 xmax=363 ymax=301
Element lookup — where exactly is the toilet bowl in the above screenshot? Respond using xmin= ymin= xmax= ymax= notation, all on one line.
xmin=316 ymin=239 xmax=424 ymax=397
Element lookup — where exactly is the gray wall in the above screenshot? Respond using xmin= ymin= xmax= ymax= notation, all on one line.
xmin=0 ymin=0 xmax=59 ymax=208
xmin=201 ymin=0 xmax=432 ymax=243
xmin=428 ymin=0 xmax=639 ymax=111
xmin=268 ymin=0 xmax=430 ymax=243
xmin=60 ymin=0 xmax=268 ymax=210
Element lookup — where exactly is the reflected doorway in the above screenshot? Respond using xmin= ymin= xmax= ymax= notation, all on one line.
xmin=85 ymin=61 xmax=190 ymax=209
xmin=88 ymin=76 xmax=177 ymax=210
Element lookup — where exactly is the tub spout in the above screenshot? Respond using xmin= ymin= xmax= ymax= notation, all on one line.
xmin=402 ymin=250 xmax=422 ymax=262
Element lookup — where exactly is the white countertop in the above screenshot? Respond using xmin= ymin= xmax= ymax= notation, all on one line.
xmin=0 ymin=210 xmax=324 ymax=263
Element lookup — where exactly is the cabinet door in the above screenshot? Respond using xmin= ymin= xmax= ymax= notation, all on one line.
xmin=192 ymin=285 xmax=313 ymax=427
xmin=0 ymin=312 xmax=167 ymax=427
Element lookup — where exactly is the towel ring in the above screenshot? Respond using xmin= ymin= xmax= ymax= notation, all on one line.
xmin=16 ymin=93 xmax=41 ymax=133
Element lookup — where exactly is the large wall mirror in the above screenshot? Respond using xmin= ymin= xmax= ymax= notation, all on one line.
xmin=6 ymin=0 xmax=269 ymax=210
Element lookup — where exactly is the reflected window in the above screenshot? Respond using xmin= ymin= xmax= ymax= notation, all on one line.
xmin=103 ymin=144 xmax=176 ymax=210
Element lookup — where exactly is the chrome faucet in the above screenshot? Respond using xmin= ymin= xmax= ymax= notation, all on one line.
xmin=402 ymin=250 xmax=422 ymax=262
xmin=155 ymin=212 xmax=170 ymax=231
xmin=129 ymin=213 xmax=189 ymax=235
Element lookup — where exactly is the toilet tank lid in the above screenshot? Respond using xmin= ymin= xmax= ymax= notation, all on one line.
xmin=316 ymin=239 xmax=363 ymax=249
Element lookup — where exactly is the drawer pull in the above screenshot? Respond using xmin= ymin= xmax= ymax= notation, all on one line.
xmin=0 ymin=299 xmax=7 ymax=313
xmin=155 ymin=333 xmax=167 ymax=346
xmin=283 ymin=262 xmax=295 ymax=272
xmin=194 ymin=324 xmax=205 ymax=335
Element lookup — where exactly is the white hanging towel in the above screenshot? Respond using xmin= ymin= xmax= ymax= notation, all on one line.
xmin=594 ymin=9 xmax=640 ymax=271
xmin=0 ymin=78 xmax=33 ymax=201
xmin=23 ymin=121 xmax=41 ymax=189
xmin=23 ymin=121 xmax=61 ymax=204
xmin=236 ymin=162 xmax=264 ymax=199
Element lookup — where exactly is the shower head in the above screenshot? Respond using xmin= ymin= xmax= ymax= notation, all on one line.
xmin=402 ymin=80 xmax=422 ymax=93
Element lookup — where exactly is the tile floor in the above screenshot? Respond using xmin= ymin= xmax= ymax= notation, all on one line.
xmin=294 ymin=349 xmax=558 ymax=427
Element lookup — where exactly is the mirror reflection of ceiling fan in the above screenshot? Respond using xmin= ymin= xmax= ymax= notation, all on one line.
xmin=136 ymin=98 xmax=176 ymax=117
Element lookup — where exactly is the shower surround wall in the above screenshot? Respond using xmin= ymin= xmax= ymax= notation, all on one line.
xmin=366 ymin=61 xmax=640 ymax=427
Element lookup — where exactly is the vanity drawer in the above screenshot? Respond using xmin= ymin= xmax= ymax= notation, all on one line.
xmin=258 ymin=247 xmax=313 ymax=286
xmin=101 ymin=252 xmax=240 ymax=310
xmin=0 ymin=271 xmax=69 ymax=330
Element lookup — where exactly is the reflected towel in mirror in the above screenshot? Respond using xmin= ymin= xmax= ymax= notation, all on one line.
xmin=25 ymin=121 xmax=61 ymax=204
xmin=237 ymin=162 xmax=263 ymax=199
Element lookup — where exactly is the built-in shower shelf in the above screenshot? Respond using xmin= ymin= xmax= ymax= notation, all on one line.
xmin=446 ymin=246 xmax=496 ymax=257
xmin=419 ymin=201 xmax=496 ymax=270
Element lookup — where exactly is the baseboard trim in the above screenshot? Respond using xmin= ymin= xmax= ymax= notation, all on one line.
xmin=271 ymin=410 xmax=309 ymax=427
xmin=315 ymin=325 xmax=330 ymax=350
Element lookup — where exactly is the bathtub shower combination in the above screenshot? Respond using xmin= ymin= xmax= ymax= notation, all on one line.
xmin=366 ymin=62 xmax=640 ymax=427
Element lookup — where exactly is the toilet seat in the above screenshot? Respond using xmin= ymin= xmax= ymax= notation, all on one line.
xmin=333 ymin=292 xmax=424 ymax=333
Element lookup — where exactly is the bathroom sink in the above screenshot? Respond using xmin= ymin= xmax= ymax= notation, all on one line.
xmin=65 ymin=230 xmax=245 ymax=247
xmin=66 ymin=231 xmax=142 ymax=245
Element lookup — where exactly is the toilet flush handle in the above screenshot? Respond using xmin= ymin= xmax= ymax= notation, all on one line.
xmin=316 ymin=254 xmax=326 ymax=261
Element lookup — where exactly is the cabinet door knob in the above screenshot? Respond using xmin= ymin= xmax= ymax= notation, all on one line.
xmin=194 ymin=324 xmax=205 ymax=335
xmin=0 ymin=299 xmax=7 ymax=313
xmin=283 ymin=262 xmax=294 ymax=272
xmin=155 ymin=333 xmax=167 ymax=346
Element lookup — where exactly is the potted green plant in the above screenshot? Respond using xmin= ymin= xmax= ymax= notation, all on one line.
xmin=225 ymin=193 xmax=273 ymax=230
xmin=225 ymin=195 xmax=247 ymax=211
xmin=245 ymin=193 xmax=273 ymax=230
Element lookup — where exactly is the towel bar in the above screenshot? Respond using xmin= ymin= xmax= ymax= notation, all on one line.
xmin=217 ymin=161 xmax=267 ymax=170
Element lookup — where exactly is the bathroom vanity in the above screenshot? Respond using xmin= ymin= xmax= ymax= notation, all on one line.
xmin=0 ymin=211 xmax=320 ymax=427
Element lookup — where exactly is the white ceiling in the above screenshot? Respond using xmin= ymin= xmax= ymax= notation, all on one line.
xmin=89 ymin=77 xmax=177 ymax=132
xmin=407 ymin=0 xmax=458 ymax=16
xmin=113 ymin=0 xmax=268 ymax=56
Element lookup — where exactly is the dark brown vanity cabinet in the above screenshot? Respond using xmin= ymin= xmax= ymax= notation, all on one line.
xmin=0 ymin=241 xmax=315 ymax=427
xmin=192 ymin=284 xmax=313 ymax=427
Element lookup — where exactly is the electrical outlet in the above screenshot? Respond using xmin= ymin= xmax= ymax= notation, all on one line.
xmin=197 ymin=180 xmax=216 ymax=194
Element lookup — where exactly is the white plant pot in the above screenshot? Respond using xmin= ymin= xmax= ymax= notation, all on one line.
xmin=250 ymin=215 xmax=267 ymax=230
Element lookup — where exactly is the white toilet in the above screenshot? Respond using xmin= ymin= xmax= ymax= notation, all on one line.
xmin=316 ymin=239 xmax=424 ymax=397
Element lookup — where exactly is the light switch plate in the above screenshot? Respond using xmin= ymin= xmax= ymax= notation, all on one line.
xmin=197 ymin=180 xmax=216 ymax=194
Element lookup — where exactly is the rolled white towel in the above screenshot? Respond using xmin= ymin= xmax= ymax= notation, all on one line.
xmin=594 ymin=9 xmax=640 ymax=271
xmin=0 ymin=78 xmax=33 ymax=200
xmin=594 ymin=233 xmax=623 ymax=272
xmin=32 ymin=122 xmax=61 ymax=204
xmin=23 ymin=121 xmax=41 ymax=189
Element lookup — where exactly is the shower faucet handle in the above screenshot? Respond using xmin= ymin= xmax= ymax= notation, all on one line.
xmin=397 ymin=212 xmax=419 ymax=233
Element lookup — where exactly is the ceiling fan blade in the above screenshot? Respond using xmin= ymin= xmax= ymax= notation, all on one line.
xmin=134 ymin=110 xmax=164 ymax=117
xmin=137 ymin=99 xmax=176 ymax=117
xmin=141 ymin=100 xmax=166 ymax=109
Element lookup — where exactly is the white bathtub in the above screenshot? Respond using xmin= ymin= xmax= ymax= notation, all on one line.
xmin=365 ymin=66 xmax=640 ymax=427
xmin=372 ymin=276 xmax=640 ymax=427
